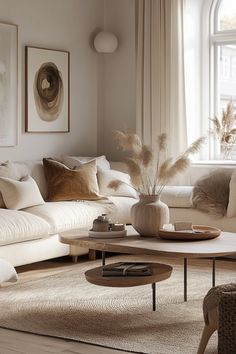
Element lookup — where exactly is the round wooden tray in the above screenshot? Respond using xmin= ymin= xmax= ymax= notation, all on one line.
xmin=158 ymin=225 xmax=221 ymax=241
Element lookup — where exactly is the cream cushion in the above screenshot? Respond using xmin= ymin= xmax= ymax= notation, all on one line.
xmin=108 ymin=196 xmax=137 ymax=224
xmin=97 ymin=168 xmax=138 ymax=198
xmin=0 ymin=259 xmax=18 ymax=284
xmin=24 ymin=196 xmax=137 ymax=234
xmin=24 ymin=201 xmax=115 ymax=234
xmin=23 ymin=160 xmax=48 ymax=199
xmin=227 ymin=168 xmax=236 ymax=217
xmin=0 ymin=176 xmax=44 ymax=210
xmin=63 ymin=155 xmax=111 ymax=170
xmin=0 ymin=209 xmax=50 ymax=245
xmin=169 ymin=207 xmax=236 ymax=232
xmin=0 ymin=161 xmax=29 ymax=208
xmin=161 ymin=186 xmax=193 ymax=208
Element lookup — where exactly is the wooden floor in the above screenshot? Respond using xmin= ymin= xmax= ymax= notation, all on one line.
xmin=0 ymin=256 xmax=131 ymax=354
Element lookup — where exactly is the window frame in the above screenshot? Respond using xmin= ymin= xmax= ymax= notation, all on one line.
xmin=209 ymin=0 xmax=236 ymax=160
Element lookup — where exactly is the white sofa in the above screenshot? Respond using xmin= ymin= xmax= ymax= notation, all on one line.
xmin=0 ymin=159 xmax=235 ymax=267
xmin=112 ymin=161 xmax=236 ymax=235
xmin=0 ymin=159 xmax=136 ymax=267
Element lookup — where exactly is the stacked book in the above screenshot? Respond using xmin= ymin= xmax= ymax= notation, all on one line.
xmin=102 ymin=262 xmax=153 ymax=277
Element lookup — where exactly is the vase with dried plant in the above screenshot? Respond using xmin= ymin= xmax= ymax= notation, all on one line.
xmin=210 ymin=100 xmax=236 ymax=160
xmin=109 ymin=131 xmax=206 ymax=236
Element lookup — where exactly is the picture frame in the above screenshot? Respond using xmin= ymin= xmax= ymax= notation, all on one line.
xmin=0 ymin=22 xmax=18 ymax=146
xmin=25 ymin=46 xmax=70 ymax=133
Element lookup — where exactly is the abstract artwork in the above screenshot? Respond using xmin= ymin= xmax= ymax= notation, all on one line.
xmin=0 ymin=22 xmax=18 ymax=146
xmin=25 ymin=46 xmax=70 ymax=132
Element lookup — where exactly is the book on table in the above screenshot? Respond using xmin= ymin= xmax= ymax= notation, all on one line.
xmin=102 ymin=262 xmax=153 ymax=277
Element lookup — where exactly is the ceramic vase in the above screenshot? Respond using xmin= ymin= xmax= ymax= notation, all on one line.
xmin=131 ymin=195 xmax=169 ymax=236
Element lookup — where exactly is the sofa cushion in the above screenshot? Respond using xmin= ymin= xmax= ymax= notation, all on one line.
xmin=23 ymin=160 xmax=48 ymax=199
xmin=43 ymin=158 xmax=101 ymax=201
xmin=108 ymin=196 xmax=137 ymax=224
xmin=0 ymin=259 xmax=18 ymax=284
xmin=169 ymin=207 xmax=236 ymax=233
xmin=0 ymin=176 xmax=45 ymax=210
xmin=0 ymin=209 xmax=50 ymax=245
xmin=97 ymin=168 xmax=138 ymax=199
xmin=24 ymin=200 xmax=117 ymax=234
xmin=0 ymin=161 xmax=29 ymax=208
xmin=161 ymin=186 xmax=193 ymax=208
xmin=227 ymin=168 xmax=236 ymax=217
xmin=62 ymin=155 xmax=111 ymax=170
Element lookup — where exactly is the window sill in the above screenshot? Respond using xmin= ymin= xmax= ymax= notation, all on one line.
xmin=192 ymin=160 xmax=236 ymax=166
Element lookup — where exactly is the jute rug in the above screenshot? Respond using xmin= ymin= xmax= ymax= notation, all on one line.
xmin=0 ymin=255 xmax=235 ymax=354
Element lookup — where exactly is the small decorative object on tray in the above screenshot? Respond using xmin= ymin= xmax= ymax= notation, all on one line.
xmin=102 ymin=262 xmax=153 ymax=277
xmin=159 ymin=224 xmax=221 ymax=241
xmin=89 ymin=215 xmax=127 ymax=238
xmin=92 ymin=214 xmax=110 ymax=232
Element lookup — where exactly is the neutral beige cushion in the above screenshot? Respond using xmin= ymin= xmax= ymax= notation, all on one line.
xmin=108 ymin=196 xmax=137 ymax=224
xmin=0 ymin=259 xmax=18 ymax=284
xmin=98 ymin=168 xmax=138 ymax=198
xmin=62 ymin=155 xmax=111 ymax=170
xmin=0 ymin=175 xmax=44 ymax=210
xmin=23 ymin=160 xmax=48 ymax=199
xmin=0 ymin=209 xmax=50 ymax=245
xmin=161 ymin=186 xmax=193 ymax=208
xmin=169 ymin=207 xmax=236 ymax=233
xmin=0 ymin=161 xmax=29 ymax=207
xmin=24 ymin=200 xmax=115 ymax=234
xmin=43 ymin=158 xmax=101 ymax=201
xmin=227 ymin=168 xmax=236 ymax=217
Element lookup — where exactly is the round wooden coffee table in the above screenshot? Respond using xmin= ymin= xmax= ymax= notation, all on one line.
xmin=85 ymin=262 xmax=172 ymax=311
xmin=60 ymin=225 xmax=236 ymax=302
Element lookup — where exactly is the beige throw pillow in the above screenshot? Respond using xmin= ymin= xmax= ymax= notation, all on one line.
xmin=43 ymin=158 xmax=101 ymax=201
xmin=161 ymin=186 xmax=193 ymax=208
xmin=97 ymin=168 xmax=138 ymax=198
xmin=227 ymin=168 xmax=236 ymax=217
xmin=0 ymin=161 xmax=28 ymax=208
xmin=62 ymin=155 xmax=111 ymax=170
xmin=0 ymin=175 xmax=44 ymax=210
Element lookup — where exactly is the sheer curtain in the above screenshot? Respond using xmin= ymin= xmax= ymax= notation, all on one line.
xmin=136 ymin=0 xmax=187 ymax=157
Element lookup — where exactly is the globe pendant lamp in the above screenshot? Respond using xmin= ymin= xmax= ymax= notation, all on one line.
xmin=94 ymin=31 xmax=118 ymax=53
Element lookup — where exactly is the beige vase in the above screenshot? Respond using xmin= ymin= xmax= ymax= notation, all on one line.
xmin=131 ymin=195 xmax=169 ymax=236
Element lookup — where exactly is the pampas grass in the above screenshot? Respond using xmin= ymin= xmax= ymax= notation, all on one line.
xmin=210 ymin=100 xmax=236 ymax=159
xmin=110 ymin=130 xmax=206 ymax=196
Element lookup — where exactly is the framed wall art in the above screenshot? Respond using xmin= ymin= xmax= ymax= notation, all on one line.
xmin=25 ymin=46 xmax=70 ymax=132
xmin=0 ymin=22 xmax=18 ymax=146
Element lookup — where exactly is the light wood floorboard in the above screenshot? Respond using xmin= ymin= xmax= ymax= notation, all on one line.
xmin=0 ymin=256 xmax=132 ymax=354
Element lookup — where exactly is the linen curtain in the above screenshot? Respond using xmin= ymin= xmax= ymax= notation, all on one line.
xmin=136 ymin=0 xmax=187 ymax=157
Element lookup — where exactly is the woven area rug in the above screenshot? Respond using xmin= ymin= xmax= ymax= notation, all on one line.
xmin=0 ymin=255 xmax=235 ymax=354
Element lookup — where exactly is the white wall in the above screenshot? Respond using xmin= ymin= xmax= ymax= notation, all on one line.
xmin=0 ymin=0 xmax=103 ymax=161
xmin=98 ymin=0 xmax=136 ymax=161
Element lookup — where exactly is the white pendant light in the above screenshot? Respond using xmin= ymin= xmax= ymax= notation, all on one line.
xmin=94 ymin=31 xmax=118 ymax=53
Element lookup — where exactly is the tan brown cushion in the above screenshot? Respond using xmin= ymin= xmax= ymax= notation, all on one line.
xmin=43 ymin=158 xmax=101 ymax=201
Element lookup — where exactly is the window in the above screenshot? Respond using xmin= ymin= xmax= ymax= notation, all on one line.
xmin=232 ymin=56 xmax=236 ymax=79
xmin=210 ymin=0 xmax=236 ymax=159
